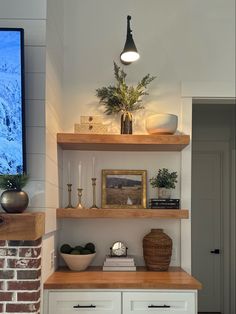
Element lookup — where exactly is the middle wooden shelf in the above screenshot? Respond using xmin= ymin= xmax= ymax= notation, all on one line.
xmin=57 ymin=208 xmax=189 ymax=219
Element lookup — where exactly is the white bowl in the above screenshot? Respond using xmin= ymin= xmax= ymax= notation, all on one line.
xmin=146 ymin=113 xmax=178 ymax=134
xmin=61 ymin=253 xmax=96 ymax=271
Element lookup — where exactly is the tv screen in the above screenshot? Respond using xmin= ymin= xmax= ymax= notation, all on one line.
xmin=0 ymin=28 xmax=25 ymax=175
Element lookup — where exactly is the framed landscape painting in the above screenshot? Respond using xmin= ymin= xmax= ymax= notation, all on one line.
xmin=102 ymin=170 xmax=147 ymax=208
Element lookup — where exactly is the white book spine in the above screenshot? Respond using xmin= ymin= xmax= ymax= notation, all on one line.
xmin=104 ymin=261 xmax=135 ymax=267
xmin=103 ymin=262 xmax=135 ymax=267
xmin=105 ymin=256 xmax=134 ymax=262
xmin=103 ymin=266 xmax=136 ymax=271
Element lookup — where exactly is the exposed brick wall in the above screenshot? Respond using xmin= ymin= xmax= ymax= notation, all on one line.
xmin=0 ymin=239 xmax=42 ymax=313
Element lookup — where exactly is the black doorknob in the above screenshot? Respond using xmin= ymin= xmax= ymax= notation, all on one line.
xmin=210 ymin=249 xmax=220 ymax=254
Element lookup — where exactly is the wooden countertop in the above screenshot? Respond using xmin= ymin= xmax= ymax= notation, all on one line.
xmin=44 ymin=267 xmax=202 ymax=290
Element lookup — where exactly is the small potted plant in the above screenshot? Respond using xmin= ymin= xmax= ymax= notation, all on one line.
xmin=0 ymin=174 xmax=29 ymax=213
xmin=150 ymin=168 xmax=178 ymax=199
xmin=96 ymin=62 xmax=156 ymax=134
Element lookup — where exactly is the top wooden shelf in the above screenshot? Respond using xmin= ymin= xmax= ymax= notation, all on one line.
xmin=57 ymin=134 xmax=190 ymax=151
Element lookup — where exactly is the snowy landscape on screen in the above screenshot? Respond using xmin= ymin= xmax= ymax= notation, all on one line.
xmin=0 ymin=31 xmax=23 ymax=174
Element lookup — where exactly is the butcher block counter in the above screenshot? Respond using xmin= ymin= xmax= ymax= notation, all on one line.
xmin=44 ymin=266 xmax=201 ymax=290
xmin=44 ymin=267 xmax=201 ymax=314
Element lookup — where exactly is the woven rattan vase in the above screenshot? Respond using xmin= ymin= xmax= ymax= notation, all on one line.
xmin=143 ymin=229 xmax=172 ymax=271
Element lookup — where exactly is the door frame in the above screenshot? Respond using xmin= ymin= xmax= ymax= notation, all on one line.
xmin=180 ymin=81 xmax=235 ymax=314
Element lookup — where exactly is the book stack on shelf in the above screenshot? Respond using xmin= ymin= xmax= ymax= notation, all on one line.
xmin=102 ymin=256 xmax=136 ymax=271
xmin=149 ymin=198 xmax=180 ymax=209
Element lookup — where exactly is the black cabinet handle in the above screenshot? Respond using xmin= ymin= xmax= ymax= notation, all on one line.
xmin=210 ymin=249 xmax=220 ymax=254
xmin=148 ymin=304 xmax=171 ymax=308
xmin=73 ymin=304 xmax=96 ymax=309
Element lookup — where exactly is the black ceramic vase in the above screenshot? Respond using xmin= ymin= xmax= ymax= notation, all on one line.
xmin=121 ymin=112 xmax=133 ymax=134
xmin=0 ymin=190 xmax=29 ymax=213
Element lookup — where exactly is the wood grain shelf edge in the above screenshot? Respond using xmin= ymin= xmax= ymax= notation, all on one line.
xmin=57 ymin=134 xmax=190 ymax=151
xmin=57 ymin=208 xmax=189 ymax=219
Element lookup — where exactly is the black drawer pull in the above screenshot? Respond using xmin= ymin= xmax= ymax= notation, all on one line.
xmin=148 ymin=304 xmax=171 ymax=308
xmin=73 ymin=304 xmax=96 ymax=309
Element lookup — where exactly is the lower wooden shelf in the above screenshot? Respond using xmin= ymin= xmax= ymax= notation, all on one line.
xmin=57 ymin=208 xmax=189 ymax=219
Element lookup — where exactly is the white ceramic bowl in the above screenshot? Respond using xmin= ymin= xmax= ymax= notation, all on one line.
xmin=61 ymin=252 xmax=96 ymax=271
xmin=145 ymin=113 xmax=178 ymax=134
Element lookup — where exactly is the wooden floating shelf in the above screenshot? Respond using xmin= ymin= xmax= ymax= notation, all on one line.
xmin=57 ymin=208 xmax=189 ymax=219
xmin=0 ymin=212 xmax=45 ymax=240
xmin=57 ymin=133 xmax=190 ymax=151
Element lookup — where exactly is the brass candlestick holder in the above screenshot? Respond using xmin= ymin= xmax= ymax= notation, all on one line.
xmin=65 ymin=184 xmax=74 ymax=208
xmin=90 ymin=178 xmax=98 ymax=209
xmin=76 ymin=188 xmax=84 ymax=209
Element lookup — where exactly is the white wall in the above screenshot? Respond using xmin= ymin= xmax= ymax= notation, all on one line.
xmin=43 ymin=0 xmax=64 ymax=281
xmin=62 ymin=0 xmax=235 ymax=132
xmin=58 ymin=0 xmax=235 ymax=268
xmin=0 ymin=0 xmax=47 ymax=210
xmin=0 ymin=0 xmax=64 ymax=283
xmin=60 ymin=150 xmax=182 ymax=266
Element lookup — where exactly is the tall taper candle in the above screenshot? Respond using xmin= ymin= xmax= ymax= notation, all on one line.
xmin=78 ymin=161 xmax=82 ymax=188
xmin=92 ymin=157 xmax=95 ymax=178
xmin=67 ymin=161 xmax=71 ymax=184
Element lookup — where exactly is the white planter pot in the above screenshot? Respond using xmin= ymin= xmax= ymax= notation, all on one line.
xmin=146 ymin=113 xmax=178 ymax=134
xmin=158 ymin=188 xmax=171 ymax=199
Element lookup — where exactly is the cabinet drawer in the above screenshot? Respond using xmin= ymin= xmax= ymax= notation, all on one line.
xmin=123 ymin=292 xmax=196 ymax=314
xmin=48 ymin=291 xmax=121 ymax=314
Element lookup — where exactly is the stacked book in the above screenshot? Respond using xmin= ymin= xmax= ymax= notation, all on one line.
xmin=102 ymin=256 xmax=136 ymax=271
xmin=149 ymin=198 xmax=180 ymax=209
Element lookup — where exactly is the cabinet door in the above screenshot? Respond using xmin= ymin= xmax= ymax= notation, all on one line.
xmin=123 ymin=292 xmax=196 ymax=314
xmin=48 ymin=291 xmax=121 ymax=314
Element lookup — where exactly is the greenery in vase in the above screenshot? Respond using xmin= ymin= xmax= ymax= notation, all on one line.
xmin=96 ymin=62 xmax=156 ymax=115
xmin=150 ymin=168 xmax=178 ymax=189
xmin=0 ymin=174 xmax=29 ymax=191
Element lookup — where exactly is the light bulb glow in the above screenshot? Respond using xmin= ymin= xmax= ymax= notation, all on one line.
xmin=120 ymin=51 xmax=140 ymax=63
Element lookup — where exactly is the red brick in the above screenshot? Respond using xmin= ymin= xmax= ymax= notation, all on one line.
xmin=7 ymin=258 xmax=41 ymax=269
xmin=6 ymin=302 xmax=40 ymax=313
xmin=0 ymin=303 xmax=3 ymax=313
xmin=17 ymin=269 xmax=41 ymax=280
xmin=0 ymin=259 xmax=4 ymax=269
xmin=8 ymin=280 xmax=40 ymax=291
xmin=0 ymin=248 xmax=17 ymax=257
xmin=0 ymin=270 xmax=14 ymax=279
xmin=17 ymin=291 xmax=40 ymax=302
xmin=19 ymin=248 xmax=41 ymax=258
xmin=0 ymin=241 xmax=5 ymax=247
xmin=8 ymin=238 xmax=42 ymax=247
xmin=0 ymin=292 xmax=13 ymax=301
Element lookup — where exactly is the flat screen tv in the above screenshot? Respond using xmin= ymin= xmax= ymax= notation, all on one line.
xmin=0 ymin=28 xmax=25 ymax=174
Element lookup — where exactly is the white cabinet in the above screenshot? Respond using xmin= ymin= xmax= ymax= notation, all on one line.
xmin=47 ymin=291 xmax=121 ymax=314
xmin=45 ymin=290 xmax=197 ymax=314
xmin=123 ymin=291 xmax=196 ymax=314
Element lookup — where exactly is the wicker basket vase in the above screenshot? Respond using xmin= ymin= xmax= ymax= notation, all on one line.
xmin=143 ymin=229 xmax=172 ymax=271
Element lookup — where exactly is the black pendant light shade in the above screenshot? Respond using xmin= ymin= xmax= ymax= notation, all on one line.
xmin=120 ymin=15 xmax=140 ymax=65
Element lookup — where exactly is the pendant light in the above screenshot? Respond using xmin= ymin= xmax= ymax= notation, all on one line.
xmin=120 ymin=15 xmax=140 ymax=65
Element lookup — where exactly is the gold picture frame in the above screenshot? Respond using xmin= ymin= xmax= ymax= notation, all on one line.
xmin=102 ymin=170 xmax=147 ymax=209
